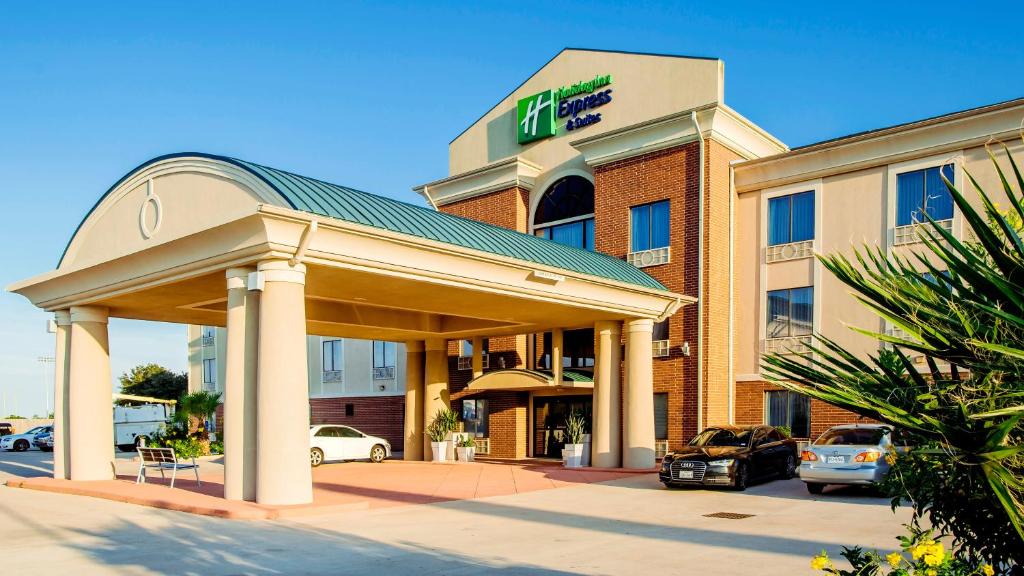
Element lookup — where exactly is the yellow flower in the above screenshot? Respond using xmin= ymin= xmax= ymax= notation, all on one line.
xmin=926 ymin=569 xmax=937 ymax=576
xmin=924 ymin=553 xmax=942 ymax=567
xmin=886 ymin=552 xmax=903 ymax=568
xmin=910 ymin=544 xmax=925 ymax=560
xmin=981 ymin=564 xmax=995 ymax=576
xmin=810 ymin=553 xmax=831 ymax=571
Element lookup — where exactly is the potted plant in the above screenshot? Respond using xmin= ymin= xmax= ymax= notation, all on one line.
xmin=456 ymin=435 xmax=476 ymax=462
xmin=426 ymin=421 xmax=448 ymax=462
xmin=562 ymin=412 xmax=586 ymax=468
xmin=426 ymin=408 xmax=459 ymax=462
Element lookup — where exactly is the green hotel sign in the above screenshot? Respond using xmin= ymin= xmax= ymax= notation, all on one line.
xmin=516 ymin=74 xmax=613 ymax=145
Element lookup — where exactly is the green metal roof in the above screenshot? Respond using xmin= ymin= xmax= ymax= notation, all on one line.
xmin=536 ymin=369 xmax=594 ymax=383
xmin=64 ymin=153 xmax=665 ymax=290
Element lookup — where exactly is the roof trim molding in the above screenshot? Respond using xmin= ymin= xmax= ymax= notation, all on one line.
xmin=734 ymin=97 xmax=1024 ymax=192
xmin=412 ymin=156 xmax=542 ymax=207
xmin=570 ymin=103 xmax=788 ymax=167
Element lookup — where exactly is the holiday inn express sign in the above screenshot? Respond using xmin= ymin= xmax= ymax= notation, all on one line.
xmin=517 ymin=74 xmax=613 ymax=144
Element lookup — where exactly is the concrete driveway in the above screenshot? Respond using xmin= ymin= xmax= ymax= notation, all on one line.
xmin=0 ymin=450 xmax=911 ymax=575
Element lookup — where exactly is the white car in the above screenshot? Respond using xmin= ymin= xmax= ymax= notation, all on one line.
xmin=309 ymin=425 xmax=390 ymax=467
xmin=0 ymin=425 xmax=51 ymax=452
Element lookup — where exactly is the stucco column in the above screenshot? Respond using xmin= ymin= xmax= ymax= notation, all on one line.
xmin=423 ymin=338 xmax=449 ymax=457
xmin=471 ymin=336 xmax=484 ymax=380
xmin=403 ymin=341 xmax=425 ymax=461
xmin=551 ymin=328 xmax=564 ymax=386
xmin=592 ymin=321 xmax=622 ymax=468
xmin=623 ymin=318 xmax=655 ymax=470
xmin=224 ymin=267 xmax=258 ymax=501
xmin=68 ymin=305 xmax=114 ymax=481
xmin=255 ymin=260 xmax=312 ymax=505
xmin=52 ymin=310 xmax=72 ymax=480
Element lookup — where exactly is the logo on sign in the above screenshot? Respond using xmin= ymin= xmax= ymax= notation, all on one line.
xmin=517 ymin=90 xmax=556 ymax=144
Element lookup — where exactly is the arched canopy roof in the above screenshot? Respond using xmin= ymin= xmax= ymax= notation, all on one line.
xmin=60 ymin=153 xmax=662 ymax=290
xmin=12 ymin=153 xmax=690 ymax=342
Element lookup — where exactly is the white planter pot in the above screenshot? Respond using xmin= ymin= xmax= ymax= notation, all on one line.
xmin=563 ymin=443 xmax=585 ymax=468
xmin=430 ymin=441 xmax=447 ymax=462
xmin=456 ymin=446 xmax=475 ymax=462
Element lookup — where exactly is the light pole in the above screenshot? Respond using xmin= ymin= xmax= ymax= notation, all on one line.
xmin=37 ymin=356 xmax=54 ymax=417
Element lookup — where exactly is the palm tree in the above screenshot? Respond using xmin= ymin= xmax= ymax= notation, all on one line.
xmin=763 ymin=144 xmax=1024 ymax=569
xmin=175 ymin=391 xmax=221 ymax=443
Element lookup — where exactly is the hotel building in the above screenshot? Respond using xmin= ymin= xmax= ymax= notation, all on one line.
xmin=187 ymin=48 xmax=1024 ymax=460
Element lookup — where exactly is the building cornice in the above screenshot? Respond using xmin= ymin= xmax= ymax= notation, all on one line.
xmin=570 ymin=103 xmax=787 ymax=167
xmin=734 ymin=97 xmax=1024 ymax=193
xmin=412 ymin=156 xmax=543 ymax=207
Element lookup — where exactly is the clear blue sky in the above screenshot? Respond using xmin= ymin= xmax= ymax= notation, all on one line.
xmin=1 ymin=1 xmax=1021 ymax=417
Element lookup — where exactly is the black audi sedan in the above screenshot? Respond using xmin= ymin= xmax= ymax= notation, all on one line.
xmin=659 ymin=425 xmax=798 ymax=491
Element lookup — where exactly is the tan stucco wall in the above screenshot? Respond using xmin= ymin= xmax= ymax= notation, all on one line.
xmin=449 ymin=50 xmax=724 ymax=177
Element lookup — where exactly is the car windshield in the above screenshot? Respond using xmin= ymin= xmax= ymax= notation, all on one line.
xmin=815 ymin=428 xmax=888 ymax=446
xmin=26 ymin=427 xmax=44 ymax=434
xmin=689 ymin=428 xmax=752 ymax=448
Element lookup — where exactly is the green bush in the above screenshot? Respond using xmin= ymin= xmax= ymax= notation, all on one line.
xmin=166 ymin=437 xmax=203 ymax=460
xmin=209 ymin=441 xmax=224 ymax=455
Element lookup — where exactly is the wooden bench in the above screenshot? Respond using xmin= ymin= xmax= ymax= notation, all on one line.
xmin=136 ymin=446 xmax=200 ymax=488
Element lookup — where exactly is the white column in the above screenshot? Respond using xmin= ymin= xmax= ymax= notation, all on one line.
xmin=551 ymin=329 xmax=564 ymax=386
xmin=423 ymin=338 xmax=449 ymax=458
xmin=255 ymin=260 xmax=312 ymax=505
xmin=471 ymin=336 xmax=484 ymax=380
xmin=68 ymin=305 xmax=114 ymax=481
xmin=52 ymin=310 xmax=72 ymax=480
xmin=224 ymin=267 xmax=258 ymax=501
xmin=592 ymin=321 xmax=621 ymax=468
xmin=403 ymin=341 xmax=425 ymax=461
xmin=623 ymin=318 xmax=655 ymax=470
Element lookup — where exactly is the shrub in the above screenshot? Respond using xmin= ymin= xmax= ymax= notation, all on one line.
xmin=764 ymin=145 xmax=1024 ymax=569
xmin=166 ymin=437 xmax=204 ymax=460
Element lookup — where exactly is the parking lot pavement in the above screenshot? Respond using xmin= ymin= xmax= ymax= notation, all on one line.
xmin=0 ymin=448 xmax=912 ymax=575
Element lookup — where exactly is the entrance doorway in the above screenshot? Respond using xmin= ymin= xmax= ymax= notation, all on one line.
xmin=533 ymin=396 xmax=592 ymax=458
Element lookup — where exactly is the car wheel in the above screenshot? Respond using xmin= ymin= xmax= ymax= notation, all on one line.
xmin=15 ymin=439 xmax=29 ymax=452
xmin=806 ymin=482 xmax=825 ymax=495
xmin=782 ymin=454 xmax=797 ymax=479
xmin=733 ymin=463 xmax=748 ymax=491
xmin=369 ymin=444 xmax=386 ymax=463
xmin=310 ymin=448 xmax=324 ymax=467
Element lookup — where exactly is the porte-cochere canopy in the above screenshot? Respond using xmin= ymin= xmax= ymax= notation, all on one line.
xmin=10 ymin=153 xmax=692 ymax=506
xmin=13 ymin=152 xmax=687 ymax=341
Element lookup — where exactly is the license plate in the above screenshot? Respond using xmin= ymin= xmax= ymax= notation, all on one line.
xmin=677 ymin=470 xmax=694 ymax=479
xmin=827 ymin=456 xmax=845 ymax=464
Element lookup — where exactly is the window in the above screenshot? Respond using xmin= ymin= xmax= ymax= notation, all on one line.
xmin=202 ymin=359 xmax=216 ymax=384
xmin=322 ymin=340 xmax=343 ymax=372
xmin=462 ymin=399 xmax=489 ymax=437
xmin=373 ymin=341 xmax=396 ymax=368
xmin=201 ymin=326 xmax=216 ymax=339
xmin=537 ymin=328 xmax=595 ymax=370
xmin=768 ymin=191 xmax=814 ymax=246
xmin=338 ymin=426 xmax=362 ymax=438
xmin=896 ymin=164 xmax=954 ymax=226
xmin=460 ymin=339 xmax=489 ymax=357
xmin=534 ymin=176 xmax=595 ymax=251
xmin=345 ymin=403 xmax=354 ymax=417
xmin=535 ymin=219 xmax=594 ymax=251
xmin=315 ymin=427 xmax=338 ymax=437
xmin=766 ymin=390 xmax=810 ymax=439
xmin=652 ymin=319 xmax=669 ymax=341
xmin=653 ymin=393 xmax=668 ymax=440
xmin=630 ymin=200 xmax=670 ymax=251
xmin=767 ymin=287 xmax=813 ymax=338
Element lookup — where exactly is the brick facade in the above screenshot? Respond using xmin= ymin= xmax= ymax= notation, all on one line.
xmin=309 ymin=396 xmax=406 ymax=451
xmin=734 ymin=380 xmax=872 ymax=439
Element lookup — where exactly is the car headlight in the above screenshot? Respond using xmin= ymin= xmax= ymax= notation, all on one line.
xmin=707 ymin=459 xmax=735 ymax=467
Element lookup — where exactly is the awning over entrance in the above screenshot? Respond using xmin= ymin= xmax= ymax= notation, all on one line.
xmin=465 ymin=369 xmax=594 ymax=393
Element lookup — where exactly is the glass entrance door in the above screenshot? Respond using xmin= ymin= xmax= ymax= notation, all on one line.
xmin=533 ymin=396 xmax=592 ymax=459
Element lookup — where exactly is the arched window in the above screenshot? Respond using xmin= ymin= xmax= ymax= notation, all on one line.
xmin=533 ymin=176 xmax=595 ymax=251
